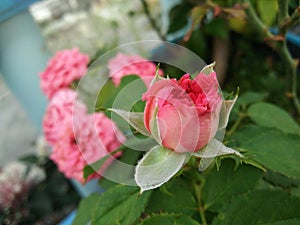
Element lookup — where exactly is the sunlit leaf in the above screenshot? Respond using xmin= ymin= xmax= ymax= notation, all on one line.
xmin=135 ymin=145 xmax=188 ymax=192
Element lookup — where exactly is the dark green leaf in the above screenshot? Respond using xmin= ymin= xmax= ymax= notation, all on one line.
xmin=248 ymin=102 xmax=300 ymax=134
xmin=213 ymin=189 xmax=300 ymax=225
xmin=233 ymin=126 xmax=300 ymax=180
xmin=91 ymin=185 xmax=151 ymax=225
xmin=72 ymin=193 xmax=101 ymax=225
xmin=168 ymin=2 xmax=194 ymax=33
xmin=264 ymin=218 xmax=300 ymax=225
xmin=202 ymin=159 xmax=263 ymax=211
xmin=138 ymin=213 xmax=200 ymax=225
xmin=146 ymin=178 xmax=197 ymax=216
xmin=236 ymin=91 xmax=268 ymax=109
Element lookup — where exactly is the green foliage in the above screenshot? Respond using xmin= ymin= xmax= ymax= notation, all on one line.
xmin=135 ymin=145 xmax=188 ymax=192
xmin=72 ymin=193 xmax=101 ymax=225
xmin=202 ymin=159 xmax=263 ymax=212
xmin=212 ymin=189 xmax=300 ymax=225
xmin=145 ymin=178 xmax=197 ymax=216
xmin=256 ymin=0 xmax=278 ymax=26
xmin=92 ymin=185 xmax=151 ymax=225
xmin=138 ymin=213 xmax=200 ymax=225
xmin=248 ymin=102 xmax=300 ymax=134
xmin=233 ymin=125 xmax=300 ymax=180
xmin=167 ymin=2 xmax=194 ymax=33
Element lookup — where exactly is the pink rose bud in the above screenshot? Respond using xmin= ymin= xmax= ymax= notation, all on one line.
xmin=142 ymin=71 xmax=222 ymax=153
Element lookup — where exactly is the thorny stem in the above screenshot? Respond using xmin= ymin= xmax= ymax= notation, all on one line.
xmin=244 ymin=0 xmax=300 ymax=114
xmin=140 ymin=0 xmax=167 ymax=41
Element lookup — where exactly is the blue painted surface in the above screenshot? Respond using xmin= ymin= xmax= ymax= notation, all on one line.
xmin=58 ymin=210 xmax=77 ymax=225
xmin=0 ymin=0 xmax=40 ymax=23
xmin=0 ymin=10 xmax=49 ymax=131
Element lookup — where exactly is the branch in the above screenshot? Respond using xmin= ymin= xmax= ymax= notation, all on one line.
xmin=279 ymin=6 xmax=300 ymax=33
xmin=243 ymin=2 xmax=273 ymax=39
xmin=140 ymin=0 xmax=166 ymax=41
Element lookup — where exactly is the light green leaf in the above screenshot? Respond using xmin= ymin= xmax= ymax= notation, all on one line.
xmin=193 ymin=138 xmax=242 ymax=159
xmin=213 ymin=190 xmax=300 ymax=225
xmin=257 ymin=0 xmax=278 ymax=26
xmin=248 ymin=102 xmax=300 ymax=134
xmin=72 ymin=193 xmax=101 ymax=225
xmin=135 ymin=145 xmax=188 ymax=192
xmin=138 ymin=213 xmax=200 ymax=225
xmin=91 ymin=185 xmax=151 ymax=225
xmin=202 ymin=159 xmax=263 ymax=212
xmin=233 ymin=126 xmax=300 ymax=180
xmin=193 ymin=138 xmax=243 ymax=172
xmin=109 ymin=109 xmax=149 ymax=136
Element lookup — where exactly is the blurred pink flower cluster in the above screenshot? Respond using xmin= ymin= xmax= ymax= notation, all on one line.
xmin=40 ymin=49 xmax=126 ymax=183
xmin=43 ymin=89 xmax=125 ymax=183
xmin=0 ymin=162 xmax=45 ymax=210
xmin=39 ymin=48 xmax=89 ymax=99
xmin=108 ymin=53 xmax=163 ymax=87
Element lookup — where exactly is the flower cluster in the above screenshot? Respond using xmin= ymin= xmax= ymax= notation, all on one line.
xmin=40 ymin=50 xmax=163 ymax=183
xmin=0 ymin=162 xmax=45 ymax=210
xmin=42 ymin=86 xmax=125 ymax=183
xmin=39 ymin=48 xmax=89 ymax=99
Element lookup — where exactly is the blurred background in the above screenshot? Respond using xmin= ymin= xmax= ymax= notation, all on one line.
xmin=1 ymin=0 xmax=300 ymax=224
xmin=0 ymin=0 xmax=161 ymax=166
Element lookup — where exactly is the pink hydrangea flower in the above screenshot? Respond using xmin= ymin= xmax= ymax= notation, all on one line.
xmin=39 ymin=48 xmax=89 ymax=99
xmin=108 ymin=53 xmax=163 ymax=87
xmin=43 ymin=89 xmax=87 ymax=146
xmin=50 ymin=112 xmax=125 ymax=183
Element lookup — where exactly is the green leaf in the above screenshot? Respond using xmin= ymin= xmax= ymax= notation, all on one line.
xmin=264 ymin=219 xmax=300 ymax=225
xmin=233 ymin=126 xmax=300 ymax=180
xmin=193 ymin=139 xmax=242 ymax=159
xmin=138 ymin=213 xmax=200 ymax=225
xmin=168 ymin=2 xmax=194 ymax=34
xmin=213 ymin=189 xmax=300 ymax=225
xmin=102 ymin=75 xmax=147 ymax=112
xmin=135 ymin=145 xmax=188 ymax=192
xmin=109 ymin=109 xmax=149 ymax=136
xmin=234 ymin=91 xmax=268 ymax=110
xmin=72 ymin=193 xmax=101 ymax=225
xmin=248 ymin=102 xmax=300 ymax=134
xmin=257 ymin=0 xmax=278 ymax=26
xmin=146 ymin=178 xmax=197 ymax=216
xmin=91 ymin=185 xmax=151 ymax=225
xmin=202 ymin=159 xmax=263 ymax=212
